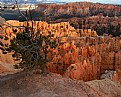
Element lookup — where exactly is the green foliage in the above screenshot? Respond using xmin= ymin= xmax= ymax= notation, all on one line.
xmin=1 ymin=26 xmax=57 ymax=73
xmin=4 ymin=36 xmax=9 ymax=40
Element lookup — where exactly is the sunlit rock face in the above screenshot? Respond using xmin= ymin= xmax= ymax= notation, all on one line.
xmin=0 ymin=20 xmax=17 ymax=69
xmin=37 ymin=2 xmax=121 ymax=18
xmin=112 ymin=69 xmax=121 ymax=84
xmin=1 ymin=20 xmax=121 ymax=82
xmin=47 ymin=34 xmax=121 ymax=81
xmin=34 ymin=2 xmax=121 ymax=36
xmin=47 ymin=36 xmax=121 ymax=81
xmin=0 ymin=20 xmax=97 ymax=72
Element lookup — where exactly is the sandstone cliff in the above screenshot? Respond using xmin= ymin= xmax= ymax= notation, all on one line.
xmin=1 ymin=20 xmax=121 ymax=82
xmin=32 ymin=2 xmax=121 ymax=36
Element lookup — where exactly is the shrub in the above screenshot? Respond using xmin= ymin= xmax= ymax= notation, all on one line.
xmin=0 ymin=25 xmax=57 ymax=74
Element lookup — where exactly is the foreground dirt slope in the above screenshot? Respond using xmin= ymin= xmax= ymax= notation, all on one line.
xmin=1 ymin=73 xmax=121 ymax=97
xmin=0 ymin=73 xmax=106 ymax=97
xmin=86 ymin=78 xmax=121 ymax=97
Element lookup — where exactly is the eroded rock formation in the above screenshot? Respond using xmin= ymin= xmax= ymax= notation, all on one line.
xmin=49 ymin=36 xmax=121 ymax=81
xmin=31 ymin=2 xmax=121 ymax=36
xmin=36 ymin=2 xmax=121 ymax=19
xmin=0 ymin=20 xmax=121 ymax=82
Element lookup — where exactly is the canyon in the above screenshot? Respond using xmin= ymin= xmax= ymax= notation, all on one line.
xmin=1 ymin=2 xmax=121 ymax=36
xmin=32 ymin=2 xmax=121 ymax=36
xmin=0 ymin=20 xmax=121 ymax=82
xmin=0 ymin=2 xmax=121 ymax=96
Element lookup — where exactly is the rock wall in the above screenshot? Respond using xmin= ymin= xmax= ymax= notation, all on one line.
xmin=1 ymin=20 xmax=121 ymax=82
xmin=37 ymin=2 xmax=121 ymax=18
xmin=35 ymin=2 xmax=121 ymax=36
xmin=48 ymin=36 xmax=121 ymax=81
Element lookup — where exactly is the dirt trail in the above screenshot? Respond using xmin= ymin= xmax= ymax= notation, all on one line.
xmin=0 ymin=71 xmax=24 ymax=82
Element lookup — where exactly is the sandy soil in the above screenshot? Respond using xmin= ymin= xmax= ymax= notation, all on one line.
xmin=0 ymin=73 xmax=106 ymax=97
